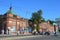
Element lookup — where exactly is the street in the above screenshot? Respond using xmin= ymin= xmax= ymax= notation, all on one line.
xmin=13 ymin=35 xmax=60 ymax=40
xmin=0 ymin=35 xmax=60 ymax=40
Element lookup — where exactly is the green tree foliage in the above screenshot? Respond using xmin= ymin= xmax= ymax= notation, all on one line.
xmin=28 ymin=19 xmax=35 ymax=31
xmin=31 ymin=10 xmax=44 ymax=31
xmin=41 ymin=18 xmax=46 ymax=22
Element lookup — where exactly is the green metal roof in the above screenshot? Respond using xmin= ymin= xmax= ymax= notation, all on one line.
xmin=5 ymin=6 xmax=16 ymax=15
xmin=6 ymin=10 xmax=16 ymax=15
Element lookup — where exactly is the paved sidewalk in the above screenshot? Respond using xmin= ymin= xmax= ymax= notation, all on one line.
xmin=0 ymin=34 xmax=60 ymax=40
xmin=0 ymin=33 xmax=60 ymax=40
xmin=0 ymin=34 xmax=32 ymax=36
xmin=0 ymin=35 xmax=43 ymax=40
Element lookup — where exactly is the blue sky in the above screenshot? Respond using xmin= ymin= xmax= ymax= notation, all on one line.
xmin=0 ymin=0 xmax=60 ymax=21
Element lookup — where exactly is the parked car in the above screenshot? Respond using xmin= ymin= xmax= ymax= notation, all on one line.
xmin=44 ymin=32 xmax=50 ymax=35
xmin=32 ymin=32 xmax=39 ymax=35
xmin=38 ymin=31 xmax=43 ymax=35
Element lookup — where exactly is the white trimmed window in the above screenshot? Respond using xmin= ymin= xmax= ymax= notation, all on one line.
xmin=17 ymin=22 xmax=19 ymax=24
xmin=9 ymin=21 xmax=12 ymax=23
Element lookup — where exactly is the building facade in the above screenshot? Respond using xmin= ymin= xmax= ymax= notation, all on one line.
xmin=56 ymin=17 xmax=60 ymax=31
xmin=39 ymin=21 xmax=58 ymax=34
xmin=0 ymin=7 xmax=29 ymax=35
xmin=32 ymin=21 xmax=58 ymax=34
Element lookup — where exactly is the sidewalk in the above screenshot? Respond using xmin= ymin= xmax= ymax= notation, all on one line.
xmin=0 ymin=35 xmax=43 ymax=40
xmin=0 ymin=34 xmax=32 ymax=38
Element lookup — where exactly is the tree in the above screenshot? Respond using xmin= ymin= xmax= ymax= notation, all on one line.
xmin=41 ymin=18 xmax=46 ymax=22
xmin=28 ymin=19 xmax=35 ymax=31
xmin=31 ymin=10 xmax=43 ymax=32
xmin=47 ymin=20 xmax=55 ymax=25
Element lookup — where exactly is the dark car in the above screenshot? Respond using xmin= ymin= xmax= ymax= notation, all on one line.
xmin=44 ymin=32 xmax=50 ymax=35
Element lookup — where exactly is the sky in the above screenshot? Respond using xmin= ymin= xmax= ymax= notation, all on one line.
xmin=0 ymin=0 xmax=60 ymax=21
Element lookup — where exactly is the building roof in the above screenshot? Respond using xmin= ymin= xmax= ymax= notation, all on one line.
xmin=5 ymin=6 xmax=16 ymax=15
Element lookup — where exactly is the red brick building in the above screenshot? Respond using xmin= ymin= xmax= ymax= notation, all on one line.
xmin=39 ymin=21 xmax=58 ymax=34
xmin=32 ymin=21 xmax=58 ymax=34
xmin=0 ymin=7 xmax=29 ymax=35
